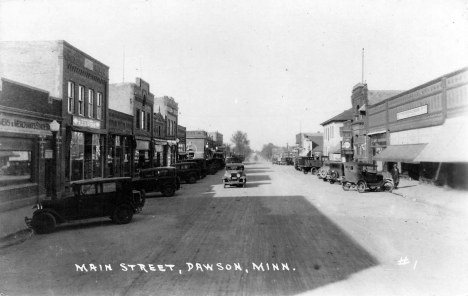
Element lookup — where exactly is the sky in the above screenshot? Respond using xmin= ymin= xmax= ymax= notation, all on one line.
xmin=1 ymin=0 xmax=467 ymax=150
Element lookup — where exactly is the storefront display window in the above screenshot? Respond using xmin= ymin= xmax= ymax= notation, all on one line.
xmin=0 ymin=151 xmax=32 ymax=187
xmin=122 ymin=137 xmax=131 ymax=177
xmin=70 ymin=132 xmax=84 ymax=181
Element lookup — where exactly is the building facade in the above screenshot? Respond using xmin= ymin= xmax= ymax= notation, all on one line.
xmin=370 ymin=67 xmax=468 ymax=188
xmin=186 ymin=130 xmax=211 ymax=159
xmin=1 ymin=40 xmax=110 ymax=196
xmin=109 ymin=78 xmax=154 ymax=176
xmin=295 ymin=132 xmax=323 ymax=158
xmin=155 ymin=96 xmax=179 ymax=165
xmin=0 ymin=78 xmax=62 ymax=211
xmin=320 ymin=108 xmax=353 ymax=161
xmin=177 ymin=125 xmax=187 ymax=161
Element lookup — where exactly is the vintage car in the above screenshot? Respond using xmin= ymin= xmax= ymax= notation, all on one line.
xmin=25 ymin=177 xmax=145 ymax=234
xmin=317 ymin=161 xmax=340 ymax=181
xmin=226 ymin=157 xmax=242 ymax=164
xmin=172 ymin=162 xmax=201 ymax=184
xmin=326 ymin=162 xmax=344 ymax=184
xmin=303 ymin=156 xmax=329 ymax=175
xmin=223 ymin=163 xmax=247 ymax=188
xmin=132 ymin=167 xmax=181 ymax=197
xmin=341 ymin=162 xmax=394 ymax=193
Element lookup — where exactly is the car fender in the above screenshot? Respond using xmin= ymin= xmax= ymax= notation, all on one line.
xmin=33 ymin=208 xmax=66 ymax=223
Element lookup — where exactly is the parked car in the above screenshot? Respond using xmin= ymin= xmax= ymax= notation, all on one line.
xmin=187 ymin=159 xmax=210 ymax=178
xmin=326 ymin=162 xmax=344 ymax=184
xmin=223 ymin=163 xmax=247 ymax=188
xmin=172 ymin=162 xmax=201 ymax=184
xmin=25 ymin=177 xmax=145 ymax=234
xmin=303 ymin=156 xmax=329 ymax=175
xmin=341 ymin=162 xmax=394 ymax=193
xmin=317 ymin=161 xmax=339 ymax=181
xmin=132 ymin=167 xmax=181 ymax=197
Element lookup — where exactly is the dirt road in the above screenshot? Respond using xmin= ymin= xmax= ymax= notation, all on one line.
xmin=1 ymin=160 xmax=467 ymax=295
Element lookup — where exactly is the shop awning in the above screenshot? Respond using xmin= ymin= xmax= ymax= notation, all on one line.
xmin=154 ymin=139 xmax=167 ymax=145
xmin=367 ymin=130 xmax=386 ymax=136
xmin=373 ymin=144 xmax=427 ymax=163
xmin=414 ymin=117 xmax=468 ymax=163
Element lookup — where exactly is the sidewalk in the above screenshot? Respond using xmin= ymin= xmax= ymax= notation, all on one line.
xmin=0 ymin=204 xmax=34 ymax=248
xmin=390 ymin=179 xmax=468 ymax=214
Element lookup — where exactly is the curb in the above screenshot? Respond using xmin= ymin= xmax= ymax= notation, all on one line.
xmin=390 ymin=191 xmax=463 ymax=214
xmin=0 ymin=228 xmax=34 ymax=250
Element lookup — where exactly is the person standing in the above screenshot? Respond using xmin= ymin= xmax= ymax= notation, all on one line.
xmin=391 ymin=164 xmax=400 ymax=189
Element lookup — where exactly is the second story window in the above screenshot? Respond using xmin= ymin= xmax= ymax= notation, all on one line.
xmin=78 ymin=85 xmax=85 ymax=115
xmin=97 ymin=92 xmax=102 ymax=119
xmin=136 ymin=109 xmax=140 ymax=129
xmin=147 ymin=112 xmax=150 ymax=131
xmin=88 ymin=89 xmax=94 ymax=118
xmin=141 ymin=110 xmax=145 ymax=130
xmin=68 ymin=81 xmax=75 ymax=114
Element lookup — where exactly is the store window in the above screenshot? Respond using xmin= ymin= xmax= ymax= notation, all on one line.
xmin=68 ymin=81 xmax=75 ymax=114
xmin=88 ymin=89 xmax=94 ymax=118
xmin=70 ymin=132 xmax=84 ymax=181
xmin=78 ymin=86 xmax=85 ymax=115
xmin=0 ymin=151 xmax=32 ymax=187
xmin=122 ymin=137 xmax=131 ymax=177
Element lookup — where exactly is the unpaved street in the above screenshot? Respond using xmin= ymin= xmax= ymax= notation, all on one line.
xmin=1 ymin=160 xmax=467 ymax=296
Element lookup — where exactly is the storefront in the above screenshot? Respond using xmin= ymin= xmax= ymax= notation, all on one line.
xmin=66 ymin=117 xmax=106 ymax=182
xmin=153 ymin=139 xmax=166 ymax=167
xmin=134 ymin=138 xmax=151 ymax=175
xmin=0 ymin=112 xmax=61 ymax=211
xmin=108 ymin=110 xmax=133 ymax=177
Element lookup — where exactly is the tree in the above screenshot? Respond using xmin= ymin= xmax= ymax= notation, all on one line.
xmin=260 ymin=143 xmax=277 ymax=160
xmin=230 ymin=131 xmax=252 ymax=157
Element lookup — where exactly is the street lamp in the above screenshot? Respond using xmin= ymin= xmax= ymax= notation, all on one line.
xmin=49 ymin=120 xmax=60 ymax=200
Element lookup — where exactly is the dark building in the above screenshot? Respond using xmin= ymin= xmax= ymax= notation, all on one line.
xmin=0 ymin=78 xmax=62 ymax=211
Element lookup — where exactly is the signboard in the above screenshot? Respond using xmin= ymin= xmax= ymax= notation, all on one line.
xmin=73 ymin=116 xmax=101 ymax=129
xmin=45 ymin=150 xmax=53 ymax=159
xmin=397 ymin=105 xmax=428 ymax=120
xmin=0 ymin=114 xmax=52 ymax=136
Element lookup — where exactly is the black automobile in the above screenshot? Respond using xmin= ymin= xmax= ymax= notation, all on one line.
xmin=133 ymin=167 xmax=181 ymax=197
xmin=341 ymin=162 xmax=394 ymax=193
xmin=25 ymin=177 xmax=145 ymax=234
xmin=186 ymin=159 xmax=210 ymax=178
xmin=172 ymin=162 xmax=201 ymax=184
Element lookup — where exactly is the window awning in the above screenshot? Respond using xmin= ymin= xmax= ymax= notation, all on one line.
xmin=373 ymin=144 xmax=427 ymax=163
xmin=359 ymin=104 xmax=366 ymax=113
xmin=414 ymin=117 xmax=468 ymax=163
xmin=367 ymin=130 xmax=386 ymax=136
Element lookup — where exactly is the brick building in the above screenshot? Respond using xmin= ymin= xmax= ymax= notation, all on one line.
xmin=0 ymin=40 xmax=109 ymax=196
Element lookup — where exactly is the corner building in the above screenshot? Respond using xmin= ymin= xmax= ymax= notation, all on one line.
xmin=0 ymin=41 xmax=109 ymax=196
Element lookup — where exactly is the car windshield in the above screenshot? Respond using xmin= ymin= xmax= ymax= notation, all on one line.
xmin=226 ymin=166 xmax=242 ymax=171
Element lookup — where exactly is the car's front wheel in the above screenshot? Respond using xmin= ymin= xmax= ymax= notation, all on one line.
xmin=162 ymin=185 xmax=175 ymax=197
xmin=112 ymin=205 xmax=134 ymax=224
xmin=381 ymin=181 xmax=394 ymax=192
xmin=32 ymin=212 xmax=56 ymax=234
xmin=188 ymin=175 xmax=197 ymax=184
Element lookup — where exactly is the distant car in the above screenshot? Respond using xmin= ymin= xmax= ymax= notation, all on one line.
xmin=226 ymin=157 xmax=242 ymax=164
xmin=172 ymin=162 xmax=201 ymax=184
xmin=132 ymin=167 xmax=181 ymax=197
xmin=223 ymin=163 xmax=247 ymax=188
xmin=341 ymin=162 xmax=394 ymax=193
xmin=25 ymin=177 xmax=145 ymax=234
